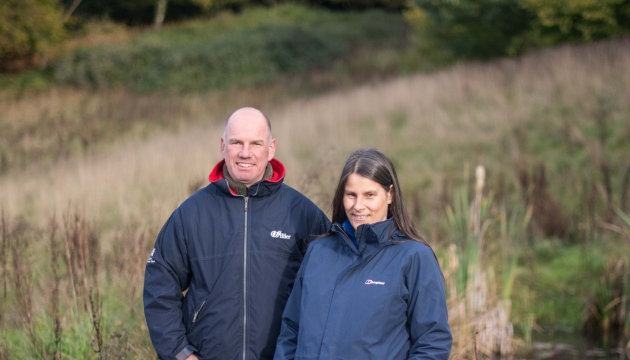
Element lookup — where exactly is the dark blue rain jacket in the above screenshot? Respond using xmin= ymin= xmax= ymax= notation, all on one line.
xmin=143 ymin=159 xmax=330 ymax=360
xmin=274 ymin=218 xmax=452 ymax=360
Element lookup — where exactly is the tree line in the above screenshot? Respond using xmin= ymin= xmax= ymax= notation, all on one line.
xmin=1 ymin=0 xmax=629 ymax=72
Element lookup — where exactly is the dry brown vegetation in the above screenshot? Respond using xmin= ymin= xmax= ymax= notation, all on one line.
xmin=1 ymin=38 xmax=630 ymax=358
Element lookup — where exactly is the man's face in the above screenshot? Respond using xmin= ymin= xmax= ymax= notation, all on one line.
xmin=221 ymin=110 xmax=276 ymax=188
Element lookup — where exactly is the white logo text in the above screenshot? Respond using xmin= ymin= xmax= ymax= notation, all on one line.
xmin=365 ymin=279 xmax=385 ymax=285
xmin=270 ymin=230 xmax=291 ymax=239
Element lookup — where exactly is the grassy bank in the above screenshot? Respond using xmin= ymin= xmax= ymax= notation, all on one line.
xmin=1 ymin=37 xmax=630 ymax=357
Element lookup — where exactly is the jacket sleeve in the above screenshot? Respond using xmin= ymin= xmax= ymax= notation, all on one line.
xmin=303 ymin=207 xmax=331 ymax=251
xmin=406 ymin=247 xmax=452 ymax=360
xmin=273 ymin=253 xmax=308 ymax=359
xmin=143 ymin=209 xmax=196 ymax=360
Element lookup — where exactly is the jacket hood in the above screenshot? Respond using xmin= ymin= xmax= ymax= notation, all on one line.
xmin=208 ymin=158 xmax=285 ymax=197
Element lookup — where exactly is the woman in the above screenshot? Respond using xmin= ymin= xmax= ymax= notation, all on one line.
xmin=274 ymin=149 xmax=452 ymax=360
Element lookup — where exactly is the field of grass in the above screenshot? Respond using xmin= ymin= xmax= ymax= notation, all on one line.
xmin=1 ymin=19 xmax=630 ymax=359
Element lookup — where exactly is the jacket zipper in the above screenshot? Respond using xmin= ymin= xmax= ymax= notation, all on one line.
xmin=242 ymin=196 xmax=249 ymax=360
xmin=192 ymin=299 xmax=207 ymax=324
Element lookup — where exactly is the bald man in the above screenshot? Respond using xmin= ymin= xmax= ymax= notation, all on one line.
xmin=144 ymin=108 xmax=330 ymax=360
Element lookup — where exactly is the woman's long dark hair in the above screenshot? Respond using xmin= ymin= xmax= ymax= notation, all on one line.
xmin=331 ymin=149 xmax=428 ymax=245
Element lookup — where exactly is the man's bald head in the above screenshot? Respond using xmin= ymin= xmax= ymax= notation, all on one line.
xmin=223 ymin=107 xmax=272 ymax=142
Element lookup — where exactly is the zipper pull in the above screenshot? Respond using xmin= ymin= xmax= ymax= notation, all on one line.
xmin=192 ymin=300 xmax=207 ymax=323
xmin=244 ymin=197 xmax=249 ymax=212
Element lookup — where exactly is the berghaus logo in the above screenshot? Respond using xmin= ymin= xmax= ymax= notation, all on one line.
xmin=365 ymin=279 xmax=385 ymax=285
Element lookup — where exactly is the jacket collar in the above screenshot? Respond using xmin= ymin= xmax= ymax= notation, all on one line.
xmin=208 ymin=158 xmax=285 ymax=197
xmin=332 ymin=218 xmax=401 ymax=253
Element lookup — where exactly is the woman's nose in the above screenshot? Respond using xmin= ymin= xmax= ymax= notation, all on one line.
xmin=354 ymin=197 xmax=365 ymax=210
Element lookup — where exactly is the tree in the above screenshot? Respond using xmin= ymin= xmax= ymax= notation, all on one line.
xmin=154 ymin=0 xmax=168 ymax=30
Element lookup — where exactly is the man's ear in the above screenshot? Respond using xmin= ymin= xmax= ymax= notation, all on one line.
xmin=220 ymin=137 xmax=226 ymax=159
xmin=268 ymin=139 xmax=276 ymax=160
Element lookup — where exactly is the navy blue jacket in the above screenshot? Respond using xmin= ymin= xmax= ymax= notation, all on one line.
xmin=144 ymin=159 xmax=330 ymax=360
xmin=274 ymin=219 xmax=452 ymax=360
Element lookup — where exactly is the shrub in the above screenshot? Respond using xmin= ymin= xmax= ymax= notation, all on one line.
xmin=522 ymin=0 xmax=627 ymax=47
xmin=0 ymin=0 xmax=65 ymax=71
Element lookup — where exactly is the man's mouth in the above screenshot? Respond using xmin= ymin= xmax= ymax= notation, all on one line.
xmin=237 ymin=163 xmax=254 ymax=168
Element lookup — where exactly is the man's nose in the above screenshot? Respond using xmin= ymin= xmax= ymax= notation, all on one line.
xmin=239 ymin=144 xmax=251 ymax=157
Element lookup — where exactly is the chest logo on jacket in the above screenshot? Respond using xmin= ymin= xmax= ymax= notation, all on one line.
xmin=365 ymin=279 xmax=385 ymax=285
xmin=270 ymin=230 xmax=291 ymax=239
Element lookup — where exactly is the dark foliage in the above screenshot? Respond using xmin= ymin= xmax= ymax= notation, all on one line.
xmin=412 ymin=0 xmax=532 ymax=59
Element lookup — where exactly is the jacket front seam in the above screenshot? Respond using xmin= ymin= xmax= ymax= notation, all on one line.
xmin=243 ymin=196 xmax=249 ymax=360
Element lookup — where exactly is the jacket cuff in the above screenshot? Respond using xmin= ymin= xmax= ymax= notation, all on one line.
xmin=175 ymin=345 xmax=195 ymax=360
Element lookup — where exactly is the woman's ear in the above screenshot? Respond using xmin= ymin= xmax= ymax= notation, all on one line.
xmin=387 ymin=185 xmax=393 ymax=204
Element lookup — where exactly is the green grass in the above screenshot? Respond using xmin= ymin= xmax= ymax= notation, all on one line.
xmin=516 ymin=241 xmax=603 ymax=327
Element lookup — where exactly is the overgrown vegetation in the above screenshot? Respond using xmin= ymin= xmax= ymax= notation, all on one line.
xmin=2 ymin=36 xmax=630 ymax=357
xmin=0 ymin=211 xmax=154 ymax=359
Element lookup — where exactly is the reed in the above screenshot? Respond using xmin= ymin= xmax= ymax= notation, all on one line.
xmin=445 ymin=165 xmax=516 ymax=358
xmin=0 ymin=211 xmax=8 ymax=360
xmin=48 ymin=216 xmax=62 ymax=360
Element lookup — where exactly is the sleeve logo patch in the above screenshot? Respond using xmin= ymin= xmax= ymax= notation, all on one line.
xmin=147 ymin=248 xmax=156 ymax=263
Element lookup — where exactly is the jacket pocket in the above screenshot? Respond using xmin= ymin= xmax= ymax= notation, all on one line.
xmin=187 ymin=298 xmax=208 ymax=334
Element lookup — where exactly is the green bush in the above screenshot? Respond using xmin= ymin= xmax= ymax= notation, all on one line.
xmin=522 ymin=0 xmax=627 ymax=47
xmin=0 ymin=0 xmax=65 ymax=71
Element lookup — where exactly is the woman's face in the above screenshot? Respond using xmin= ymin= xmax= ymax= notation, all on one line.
xmin=343 ymin=173 xmax=393 ymax=231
